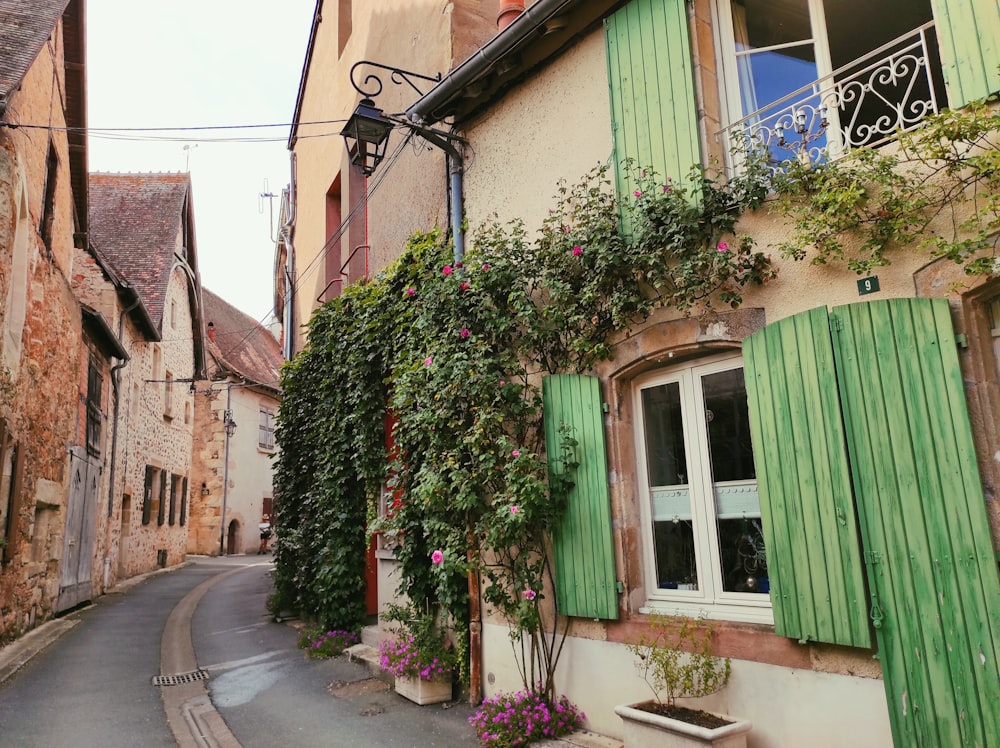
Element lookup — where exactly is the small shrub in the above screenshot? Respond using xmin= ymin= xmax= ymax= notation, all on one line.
xmin=298 ymin=628 xmax=359 ymax=659
xmin=626 ymin=613 xmax=731 ymax=709
xmin=469 ymin=689 xmax=585 ymax=747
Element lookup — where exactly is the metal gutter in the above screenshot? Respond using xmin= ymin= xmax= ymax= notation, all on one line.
xmin=405 ymin=0 xmax=584 ymax=125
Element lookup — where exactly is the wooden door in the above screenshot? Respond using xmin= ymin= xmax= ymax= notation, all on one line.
xmin=57 ymin=447 xmax=99 ymax=612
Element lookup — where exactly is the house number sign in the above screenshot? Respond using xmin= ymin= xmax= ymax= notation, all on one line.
xmin=857 ymin=276 xmax=880 ymax=295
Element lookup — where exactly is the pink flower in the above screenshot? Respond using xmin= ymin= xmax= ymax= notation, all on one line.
xmin=662 ymin=184 xmax=671 ymax=192
xmin=499 ymin=380 xmax=506 ymax=386
xmin=481 ymin=263 xmax=490 ymax=271
xmin=460 ymin=327 xmax=470 ymax=339
xmin=522 ymin=589 xmax=537 ymax=600
xmin=460 ymin=281 xmax=470 ymax=291
xmin=563 ymin=226 xmax=571 ymax=233
xmin=406 ymin=287 xmax=416 ymax=296
xmin=442 ymin=265 xmax=453 ymax=276
xmin=424 ymin=357 xmax=433 ymax=366
xmin=510 ymin=505 xmax=519 ymax=514
xmin=431 ymin=549 xmax=444 ymax=564
xmin=511 ymin=449 xmax=520 ymax=458
xmin=571 ymin=245 xmax=583 ymax=257
xmin=717 ymin=241 xmax=729 ymax=252
xmin=634 ymin=190 xmax=642 ymax=197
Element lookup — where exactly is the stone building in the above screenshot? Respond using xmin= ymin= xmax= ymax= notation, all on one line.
xmin=188 ymin=288 xmax=283 ymax=556
xmin=85 ymin=172 xmax=207 ymax=578
xmin=0 ymin=0 xmax=93 ymax=641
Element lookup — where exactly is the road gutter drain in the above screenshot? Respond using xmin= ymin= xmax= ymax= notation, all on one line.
xmin=152 ymin=669 xmax=210 ymax=686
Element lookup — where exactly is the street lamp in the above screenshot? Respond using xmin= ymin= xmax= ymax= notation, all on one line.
xmin=339 ymin=98 xmax=393 ymax=177
xmin=339 ymin=60 xmax=468 ymax=263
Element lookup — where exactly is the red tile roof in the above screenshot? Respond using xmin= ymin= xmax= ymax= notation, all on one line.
xmin=0 ymin=0 xmax=70 ymax=102
xmin=88 ymin=172 xmax=193 ymax=334
xmin=203 ymin=288 xmax=283 ymax=392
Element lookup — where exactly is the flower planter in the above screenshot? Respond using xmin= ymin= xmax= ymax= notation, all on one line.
xmin=615 ymin=703 xmax=751 ymax=748
xmin=394 ymin=674 xmax=452 ymax=705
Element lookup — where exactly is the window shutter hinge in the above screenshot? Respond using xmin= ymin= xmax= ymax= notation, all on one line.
xmin=615 ymin=580 xmax=624 ymax=594
xmin=864 ymin=550 xmax=883 ymax=565
xmin=602 ymin=402 xmax=610 ymax=413
xmin=955 ymin=333 xmax=968 ymax=348
xmin=830 ymin=315 xmax=844 ymax=332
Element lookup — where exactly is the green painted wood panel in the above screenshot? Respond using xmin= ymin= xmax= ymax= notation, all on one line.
xmin=542 ymin=374 xmax=618 ymax=620
xmin=743 ymin=307 xmax=871 ymax=648
xmin=932 ymin=0 xmax=1000 ymax=106
xmin=605 ymin=0 xmax=700 ymax=215
xmin=831 ymin=298 xmax=1000 ymax=748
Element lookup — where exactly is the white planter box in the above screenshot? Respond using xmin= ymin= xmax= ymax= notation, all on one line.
xmin=393 ymin=674 xmax=452 ymax=705
xmin=615 ymin=703 xmax=751 ymax=748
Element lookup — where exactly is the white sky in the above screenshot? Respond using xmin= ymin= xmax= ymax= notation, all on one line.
xmin=86 ymin=0 xmax=317 ymax=322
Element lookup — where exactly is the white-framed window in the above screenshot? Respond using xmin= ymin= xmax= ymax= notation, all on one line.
xmin=713 ymin=0 xmax=943 ymax=162
xmin=634 ymin=354 xmax=772 ymax=623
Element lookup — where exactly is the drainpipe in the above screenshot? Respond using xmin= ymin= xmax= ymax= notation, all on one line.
xmin=407 ymin=124 xmax=466 ymax=264
xmin=449 ymin=156 xmax=465 ymax=265
xmin=281 ymin=154 xmax=297 ymax=358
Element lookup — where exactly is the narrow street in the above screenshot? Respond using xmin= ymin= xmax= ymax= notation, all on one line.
xmin=0 ymin=556 xmax=477 ymax=748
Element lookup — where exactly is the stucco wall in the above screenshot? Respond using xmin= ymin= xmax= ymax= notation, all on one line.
xmin=289 ymin=0 xmax=495 ymax=354
xmin=482 ymin=622 xmax=892 ymax=747
xmin=455 ymin=16 xmax=998 ymax=747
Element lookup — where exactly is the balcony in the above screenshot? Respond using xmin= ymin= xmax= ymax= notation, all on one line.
xmin=719 ymin=22 xmax=944 ymax=170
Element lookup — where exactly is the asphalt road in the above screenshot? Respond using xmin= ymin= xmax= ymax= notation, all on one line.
xmin=0 ymin=555 xmax=478 ymax=748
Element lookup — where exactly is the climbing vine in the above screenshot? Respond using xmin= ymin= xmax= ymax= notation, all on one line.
xmin=272 ymin=99 xmax=998 ymax=699
xmin=769 ymin=99 xmax=1000 ymax=277
xmin=272 ymin=160 xmax=773 ymax=696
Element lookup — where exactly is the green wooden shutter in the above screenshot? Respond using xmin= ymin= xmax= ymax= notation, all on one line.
xmin=831 ymin=298 xmax=1000 ymax=748
xmin=743 ymin=307 xmax=871 ymax=647
xmin=605 ymin=0 xmax=700 ymax=203
xmin=542 ymin=374 xmax=618 ymax=620
xmin=932 ymin=0 xmax=1000 ymax=106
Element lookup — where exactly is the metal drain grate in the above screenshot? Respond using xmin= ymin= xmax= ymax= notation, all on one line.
xmin=152 ymin=669 xmax=210 ymax=686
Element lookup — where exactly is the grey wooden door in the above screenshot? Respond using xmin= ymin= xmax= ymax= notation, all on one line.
xmin=56 ymin=446 xmax=99 ymax=612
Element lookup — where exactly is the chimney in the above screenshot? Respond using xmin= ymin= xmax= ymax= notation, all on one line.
xmin=207 ymin=321 xmax=216 ymax=342
xmin=497 ymin=1 xmax=525 ymax=32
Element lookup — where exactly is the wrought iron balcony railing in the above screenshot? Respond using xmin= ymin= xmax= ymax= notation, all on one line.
xmin=718 ymin=21 xmax=943 ymax=171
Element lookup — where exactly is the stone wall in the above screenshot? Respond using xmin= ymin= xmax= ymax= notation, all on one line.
xmin=0 ymin=17 xmax=85 ymax=641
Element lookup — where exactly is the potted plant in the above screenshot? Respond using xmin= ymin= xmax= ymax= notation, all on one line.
xmin=378 ymin=604 xmax=457 ymax=705
xmin=615 ymin=613 xmax=751 ymax=748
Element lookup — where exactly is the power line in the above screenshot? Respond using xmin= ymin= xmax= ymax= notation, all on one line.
xmin=217 ymin=130 xmax=418 ymax=363
xmin=1 ymin=120 xmax=351 ymax=145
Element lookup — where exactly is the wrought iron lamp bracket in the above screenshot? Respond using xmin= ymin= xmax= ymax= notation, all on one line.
xmin=349 ymin=60 xmax=442 ymax=99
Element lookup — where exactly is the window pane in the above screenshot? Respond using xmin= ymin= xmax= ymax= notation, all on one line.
xmin=702 ymin=368 xmax=769 ymax=594
xmin=702 ymin=369 xmax=755 ymax=482
xmin=641 ymin=384 xmax=686 ymax=487
xmin=717 ymin=516 xmax=769 ymax=593
xmin=732 ymin=0 xmax=818 ymax=117
xmin=642 ymin=383 xmax=699 ymax=590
